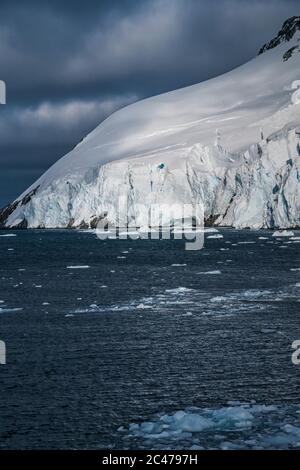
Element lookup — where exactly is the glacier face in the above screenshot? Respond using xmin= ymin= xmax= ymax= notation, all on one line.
xmin=1 ymin=18 xmax=300 ymax=230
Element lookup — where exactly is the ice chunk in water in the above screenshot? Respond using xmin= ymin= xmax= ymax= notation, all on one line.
xmin=273 ymin=230 xmax=294 ymax=237
xmin=207 ymin=234 xmax=224 ymax=239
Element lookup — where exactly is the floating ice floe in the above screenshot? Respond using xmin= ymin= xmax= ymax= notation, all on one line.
xmin=0 ymin=306 xmax=23 ymax=313
xmin=207 ymin=234 xmax=223 ymax=239
xmin=273 ymin=230 xmax=294 ymax=237
xmin=136 ymin=303 xmax=153 ymax=310
xmin=118 ymin=403 xmax=300 ymax=450
xmin=197 ymin=270 xmax=222 ymax=275
xmin=165 ymin=287 xmax=194 ymax=294
xmin=210 ymin=296 xmax=228 ymax=302
xmin=70 ymin=282 xmax=300 ymax=317
xmin=66 ymin=265 xmax=90 ymax=269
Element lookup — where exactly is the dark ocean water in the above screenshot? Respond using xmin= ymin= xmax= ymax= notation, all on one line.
xmin=0 ymin=229 xmax=300 ymax=449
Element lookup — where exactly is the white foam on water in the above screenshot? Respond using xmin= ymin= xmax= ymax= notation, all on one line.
xmin=0 ymin=234 xmax=16 ymax=237
xmin=171 ymin=264 xmax=187 ymax=267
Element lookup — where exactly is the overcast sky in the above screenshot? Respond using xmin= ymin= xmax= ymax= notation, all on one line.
xmin=0 ymin=0 xmax=299 ymax=207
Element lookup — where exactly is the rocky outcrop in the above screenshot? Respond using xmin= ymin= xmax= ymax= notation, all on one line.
xmin=259 ymin=16 xmax=300 ymax=56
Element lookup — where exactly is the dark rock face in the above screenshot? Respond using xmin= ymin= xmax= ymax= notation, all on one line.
xmin=259 ymin=16 xmax=300 ymax=55
xmin=0 ymin=186 xmax=40 ymax=228
xmin=20 ymin=186 xmax=40 ymax=206
xmin=0 ymin=201 xmax=19 ymax=228
xmin=283 ymin=45 xmax=299 ymax=61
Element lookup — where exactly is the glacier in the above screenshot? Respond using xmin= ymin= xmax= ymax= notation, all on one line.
xmin=1 ymin=17 xmax=300 ymax=230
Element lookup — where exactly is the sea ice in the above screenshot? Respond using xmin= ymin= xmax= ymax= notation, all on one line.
xmin=207 ymin=235 xmax=224 ymax=239
xmin=273 ymin=230 xmax=294 ymax=237
xmin=66 ymin=265 xmax=90 ymax=269
xmin=119 ymin=403 xmax=300 ymax=450
xmin=198 ymin=270 xmax=221 ymax=275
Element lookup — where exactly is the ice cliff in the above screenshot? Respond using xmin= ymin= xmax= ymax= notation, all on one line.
xmin=1 ymin=17 xmax=300 ymax=229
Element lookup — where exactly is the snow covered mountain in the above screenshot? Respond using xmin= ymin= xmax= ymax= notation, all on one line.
xmin=1 ymin=17 xmax=300 ymax=229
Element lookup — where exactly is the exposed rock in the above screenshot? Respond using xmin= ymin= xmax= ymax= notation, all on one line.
xmin=259 ymin=16 xmax=300 ymax=55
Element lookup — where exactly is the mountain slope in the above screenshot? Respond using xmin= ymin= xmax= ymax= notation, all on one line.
xmin=1 ymin=17 xmax=300 ymax=229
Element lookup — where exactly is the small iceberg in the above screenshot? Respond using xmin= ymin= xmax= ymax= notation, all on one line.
xmin=273 ymin=230 xmax=294 ymax=237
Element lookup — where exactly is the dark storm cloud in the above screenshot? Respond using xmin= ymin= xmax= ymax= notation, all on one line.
xmin=0 ymin=0 xmax=298 ymax=102
xmin=0 ymin=0 xmax=299 ymax=206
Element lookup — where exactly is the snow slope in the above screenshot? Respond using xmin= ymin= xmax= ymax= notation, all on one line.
xmin=1 ymin=17 xmax=300 ymax=229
